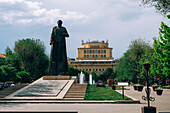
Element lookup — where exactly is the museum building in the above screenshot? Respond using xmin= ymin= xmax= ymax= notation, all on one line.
xmin=69 ymin=40 xmax=115 ymax=75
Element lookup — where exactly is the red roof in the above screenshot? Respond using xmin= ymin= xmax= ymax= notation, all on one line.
xmin=0 ymin=53 xmax=6 ymax=58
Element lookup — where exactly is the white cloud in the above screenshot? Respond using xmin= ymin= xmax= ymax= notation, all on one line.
xmin=0 ymin=0 xmax=89 ymax=25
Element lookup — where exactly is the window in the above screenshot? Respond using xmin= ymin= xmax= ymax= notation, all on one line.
xmin=93 ymin=50 xmax=95 ymax=53
xmin=98 ymin=55 xmax=100 ymax=57
xmin=89 ymin=69 xmax=91 ymax=71
xmin=84 ymin=50 xmax=86 ymax=53
xmin=84 ymin=55 xmax=86 ymax=58
xmin=86 ymin=69 xmax=88 ymax=71
xmin=87 ymin=55 xmax=89 ymax=58
xmin=98 ymin=50 xmax=100 ymax=53
xmin=95 ymin=50 xmax=97 ymax=53
xmin=99 ymin=69 xmax=101 ymax=71
xmin=104 ymin=55 xmax=106 ymax=58
xmin=87 ymin=50 xmax=89 ymax=53
xmin=95 ymin=55 xmax=97 ymax=58
xmin=101 ymin=55 xmax=103 ymax=58
xmin=90 ymin=50 xmax=92 ymax=53
xmin=93 ymin=55 xmax=94 ymax=58
xmin=96 ymin=69 xmax=98 ymax=71
xmin=90 ymin=55 xmax=92 ymax=58
xmin=101 ymin=50 xmax=103 ymax=53
xmin=103 ymin=69 xmax=104 ymax=71
xmin=104 ymin=50 xmax=106 ymax=53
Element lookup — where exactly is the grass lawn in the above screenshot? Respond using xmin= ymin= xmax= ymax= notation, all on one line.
xmin=84 ymin=84 xmax=132 ymax=100
xmin=105 ymin=84 xmax=127 ymax=90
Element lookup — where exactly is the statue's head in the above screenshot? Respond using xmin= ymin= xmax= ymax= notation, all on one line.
xmin=57 ymin=20 xmax=63 ymax=27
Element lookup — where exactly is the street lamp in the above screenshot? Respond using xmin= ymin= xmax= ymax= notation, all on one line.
xmin=142 ymin=63 xmax=156 ymax=113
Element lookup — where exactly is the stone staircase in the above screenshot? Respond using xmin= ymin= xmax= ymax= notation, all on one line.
xmin=0 ymin=84 xmax=28 ymax=98
xmin=63 ymin=84 xmax=87 ymax=100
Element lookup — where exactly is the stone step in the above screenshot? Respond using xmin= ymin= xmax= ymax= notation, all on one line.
xmin=0 ymin=84 xmax=28 ymax=98
xmin=67 ymin=92 xmax=86 ymax=95
xmin=68 ymin=91 xmax=86 ymax=92
xmin=63 ymin=83 xmax=87 ymax=100
xmin=63 ymin=98 xmax=84 ymax=100
xmin=65 ymin=95 xmax=84 ymax=98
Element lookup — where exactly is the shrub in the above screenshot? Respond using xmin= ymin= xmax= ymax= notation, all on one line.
xmin=0 ymin=65 xmax=20 ymax=82
xmin=16 ymin=71 xmax=32 ymax=83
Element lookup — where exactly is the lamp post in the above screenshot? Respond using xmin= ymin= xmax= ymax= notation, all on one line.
xmin=142 ymin=63 xmax=156 ymax=113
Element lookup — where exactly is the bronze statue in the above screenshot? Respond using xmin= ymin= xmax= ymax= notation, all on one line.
xmin=49 ymin=20 xmax=69 ymax=75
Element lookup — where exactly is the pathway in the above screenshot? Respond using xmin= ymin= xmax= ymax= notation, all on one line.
xmin=122 ymin=86 xmax=170 ymax=113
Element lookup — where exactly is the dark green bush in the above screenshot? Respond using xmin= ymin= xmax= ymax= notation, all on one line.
xmin=16 ymin=71 xmax=32 ymax=83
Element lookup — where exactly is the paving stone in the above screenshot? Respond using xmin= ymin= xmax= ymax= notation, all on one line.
xmin=14 ymin=80 xmax=68 ymax=97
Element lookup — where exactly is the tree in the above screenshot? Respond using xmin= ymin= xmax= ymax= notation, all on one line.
xmin=141 ymin=0 xmax=170 ymax=15
xmin=0 ymin=57 xmax=6 ymax=66
xmin=16 ymin=71 xmax=32 ymax=83
xmin=14 ymin=38 xmax=49 ymax=80
xmin=98 ymin=73 xmax=105 ymax=82
xmin=0 ymin=65 xmax=20 ymax=82
xmin=0 ymin=66 xmax=8 ymax=82
xmin=103 ymin=68 xmax=114 ymax=80
xmin=66 ymin=67 xmax=80 ymax=76
xmin=154 ymin=15 xmax=170 ymax=80
xmin=5 ymin=46 xmax=21 ymax=71
xmin=116 ymin=50 xmax=136 ymax=82
xmin=116 ymin=39 xmax=153 ymax=83
xmin=91 ymin=71 xmax=98 ymax=82
xmin=5 ymin=46 xmax=12 ymax=57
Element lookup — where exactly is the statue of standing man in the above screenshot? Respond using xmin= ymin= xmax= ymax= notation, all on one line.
xmin=49 ymin=20 xmax=69 ymax=75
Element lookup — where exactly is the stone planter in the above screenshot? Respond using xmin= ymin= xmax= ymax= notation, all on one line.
xmin=133 ymin=85 xmax=137 ymax=90
xmin=156 ymin=89 xmax=163 ymax=95
xmin=137 ymin=86 xmax=144 ymax=92
xmin=141 ymin=106 xmax=156 ymax=113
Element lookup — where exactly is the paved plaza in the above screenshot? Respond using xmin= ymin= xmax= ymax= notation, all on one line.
xmin=124 ymin=86 xmax=170 ymax=113
xmin=0 ymin=86 xmax=169 ymax=113
xmin=0 ymin=104 xmax=142 ymax=113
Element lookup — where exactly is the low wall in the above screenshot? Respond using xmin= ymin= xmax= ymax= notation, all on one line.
xmin=43 ymin=76 xmax=71 ymax=80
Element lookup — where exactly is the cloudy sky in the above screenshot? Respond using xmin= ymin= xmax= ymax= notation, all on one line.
xmin=0 ymin=0 xmax=168 ymax=59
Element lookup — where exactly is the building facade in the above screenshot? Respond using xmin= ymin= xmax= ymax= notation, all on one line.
xmin=69 ymin=40 xmax=115 ymax=75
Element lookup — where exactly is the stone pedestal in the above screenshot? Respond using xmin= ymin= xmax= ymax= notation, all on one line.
xmin=141 ymin=106 xmax=156 ymax=113
xmin=43 ymin=75 xmax=71 ymax=80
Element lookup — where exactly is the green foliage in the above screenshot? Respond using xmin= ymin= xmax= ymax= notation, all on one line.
xmin=91 ymin=71 xmax=98 ymax=82
xmin=116 ymin=39 xmax=152 ymax=83
xmin=66 ymin=67 xmax=80 ymax=76
xmin=98 ymin=73 xmax=105 ymax=82
xmin=152 ymin=84 xmax=159 ymax=87
xmin=133 ymin=84 xmax=143 ymax=86
xmin=16 ymin=71 xmax=32 ymax=83
xmin=155 ymin=87 xmax=163 ymax=90
xmin=97 ymin=68 xmax=114 ymax=82
xmin=0 ymin=57 xmax=6 ymax=66
xmin=141 ymin=0 xmax=170 ymax=15
xmin=162 ymin=85 xmax=170 ymax=89
xmin=5 ymin=46 xmax=12 ymax=57
xmin=103 ymin=68 xmax=114 ymax=79
xmin=0 ymin=65 xmax=20 ymax=82
xmin=0 ymin=66 xmax=8 ymax=82
xmin=14 ymin=38 xmax=49 ymax=80
xmin=84 ymin=84 xmax=131 ymax=100
xmin=153 ymin=15 xmax=170 ymax=79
